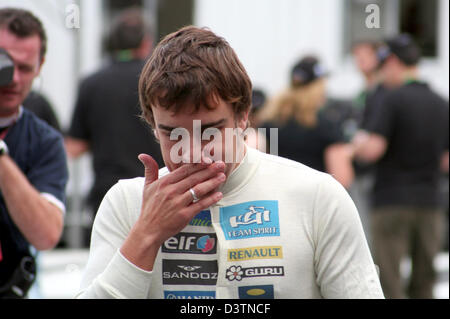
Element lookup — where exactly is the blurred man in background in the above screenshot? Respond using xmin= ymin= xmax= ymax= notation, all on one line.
xmin=65 ymin=8 xmax=163 ymax=246
xmin=350 ymin=40 xmax=388 ymax=245
xmin=0 ymin=8 xmax=68 ymax=298
xmin=352 ymin=34 xmax=449 ymax=298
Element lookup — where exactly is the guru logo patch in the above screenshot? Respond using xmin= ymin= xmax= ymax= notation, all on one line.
xmin=226 ymin=265 xmax=284 ymax=281
xmin=220 ymin=201 xmax=280 ymax=240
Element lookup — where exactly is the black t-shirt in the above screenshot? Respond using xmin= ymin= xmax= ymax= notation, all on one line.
xmin=360 ymin=83 xmax=390 ymax=131
xmin=0 ymin=109 xmax=68 ymax=285
xmin=263 ymin=112 xmax=345 ymax=172
xmin=23 ymin=91 xmax=61 ymax=132
xmin=68 ymin=59 xmax=163 ymax=211
xmin=353 ymin=84 xmax=391 ymax=176
xmin=368 ymin=81 xmax=449 ymax=208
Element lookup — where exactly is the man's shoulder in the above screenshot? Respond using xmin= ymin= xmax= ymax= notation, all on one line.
xmin=254 ymin=149 xmax=348 ymax=205
xmin=256 ymin=149 xmax=331 ymax=183
xmin=19 ymin=108 xmax=62 ymax=142
xmin=116 ymin=176 xmax=146 ymax=190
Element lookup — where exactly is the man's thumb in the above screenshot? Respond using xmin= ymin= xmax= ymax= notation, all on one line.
xmin=138 ymin=154 xmax=159 ymax=185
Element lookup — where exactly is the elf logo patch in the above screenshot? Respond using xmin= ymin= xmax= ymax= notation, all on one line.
xmin=162 ymin=232 xmax=216 ymax=254
xmin=220 ymin=201 xmax=280 ymax=240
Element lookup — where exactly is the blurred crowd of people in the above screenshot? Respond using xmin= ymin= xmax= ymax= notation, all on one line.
xmin=0 ymin=7 xmax=448 ymax=299
xmin=250 ymin=34 xmax=449 ymax=299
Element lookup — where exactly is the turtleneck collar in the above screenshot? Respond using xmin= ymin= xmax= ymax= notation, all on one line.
xmin=218 ymin=145 xmax=261 ymax=198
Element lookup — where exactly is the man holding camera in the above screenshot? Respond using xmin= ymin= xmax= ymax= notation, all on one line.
xmin=0 ymin=8 xmax=68 ymax=298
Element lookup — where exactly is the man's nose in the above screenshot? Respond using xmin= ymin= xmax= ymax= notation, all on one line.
xmin=180 ymin=136 xmax=202 ymax=164
xmin=11 ymin=66 xmax=21 ymax=85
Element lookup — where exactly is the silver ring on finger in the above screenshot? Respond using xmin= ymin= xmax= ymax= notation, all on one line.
xmin=189 ymin=188 xmax=199 ymax=203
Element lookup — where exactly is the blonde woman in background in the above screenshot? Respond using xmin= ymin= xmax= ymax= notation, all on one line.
xmin=260 ymin=56 xmax=354 ymax=189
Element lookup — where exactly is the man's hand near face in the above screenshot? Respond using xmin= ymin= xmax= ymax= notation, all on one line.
xmin=120 ymin=154 xmax=225 ymax=271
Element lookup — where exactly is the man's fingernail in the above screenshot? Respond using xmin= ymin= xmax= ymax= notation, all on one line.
xmin=203 ymin=156 xmax=213 ymax=165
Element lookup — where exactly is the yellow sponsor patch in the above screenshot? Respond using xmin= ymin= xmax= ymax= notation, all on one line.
xmin=246 ymin=288 xmax=266 ymax=296
xmin=227 ymin=246 xmax=283 ymax=261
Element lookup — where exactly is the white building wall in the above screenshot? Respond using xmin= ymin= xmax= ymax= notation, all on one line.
xmin=194 ymin=0 xmax=449 ymax=100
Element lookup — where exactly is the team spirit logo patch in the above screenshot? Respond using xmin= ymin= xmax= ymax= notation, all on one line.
xmin=162 ymin=259 xmax=218 ymax=285
xmin=227 ymin=246 xmax=283 ymax=262
xmin=238 ymin=285 xmax=274 ymax=299
xmin=164 ymin=290 xmax=216 ymax=299
xmin=226 ymin=265 xmax=284 ymax=281
xmin=162 ymin=232 xmax=217 ymax=254
xmin=189 ymin=210 xmax=212 ymax=227
xmin=220 ymin=201 xmax=280 ymax=240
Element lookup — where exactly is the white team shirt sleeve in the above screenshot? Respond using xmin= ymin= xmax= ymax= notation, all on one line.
xmin=75 ymin=182 xmax=152 ymax=299
xmin=312 ymin=175 xmax=384 ymax=299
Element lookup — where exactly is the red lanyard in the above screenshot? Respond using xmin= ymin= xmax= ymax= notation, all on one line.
xmin=0 ymin=127 xmax=10 ymax=140
xmin=0 ymin=121 xmax=15 ymax=140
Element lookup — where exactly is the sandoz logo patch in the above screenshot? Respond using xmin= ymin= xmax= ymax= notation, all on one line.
xmin=162 ymin=259 xmax=218 ymax=285
xmin=220 ymin=201 xmax=280 ymax=240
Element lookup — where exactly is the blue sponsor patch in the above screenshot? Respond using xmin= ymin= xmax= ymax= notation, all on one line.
xmin=189 ymin=210 xmax=212 ymax=227
xmin=238 ymin=285 xmax=274 ymax=299
xmin=220 ymin=201 xmax=280 ymax=240
xmin=164 ymin=290 xmax=216 ymax=299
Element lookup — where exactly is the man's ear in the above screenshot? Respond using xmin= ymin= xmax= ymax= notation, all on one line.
xmin=36 ymin=56 xmax=45 ymax=75
xmin=153 ymin=128 xmax=160 ymax=140
xmin=237 ymin=110 xmax=250 ymax=131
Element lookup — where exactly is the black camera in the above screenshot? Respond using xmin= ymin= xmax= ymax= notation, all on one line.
xmin=0 ymin=48 xmax=14 ymax=87
xmin=0 ymin=256 xmax=36 ymax=299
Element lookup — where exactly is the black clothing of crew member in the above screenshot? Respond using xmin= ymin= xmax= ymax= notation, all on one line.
xmin=69 ymin=59 xmax=164 ymax=213
xmin=23 ymin=91 xmax=61 ymax=132
xmin=263 ymin=111 xmax=345 ymax=172
xmin=360 ymin=84 xmax=389 ymax=131
xmin=368 ymin=81 xmax=449 ymax=208
xmin=353 ymin=84 xmax=390 ymax=176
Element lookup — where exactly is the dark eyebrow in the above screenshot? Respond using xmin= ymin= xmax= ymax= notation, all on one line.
xmin=200 ymin=119 xmax=226 ymax=131
xmin=157 ymin=119 xmax=227 ymax=132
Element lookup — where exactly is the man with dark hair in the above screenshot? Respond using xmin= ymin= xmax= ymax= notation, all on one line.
xmin=66 ymin=8 xmax=163 ymax=246
xmin=77 ymin=26 xmax=383 ymax=299
xmin=352 ymin=34 xmax=449 ymax=298
xmin=0 ymin=8 xmax=68 ymax=298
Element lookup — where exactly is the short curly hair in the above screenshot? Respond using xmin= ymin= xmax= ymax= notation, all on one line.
xmin=139 ymin=26 xmax=252 ymax=128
